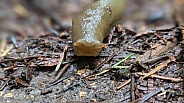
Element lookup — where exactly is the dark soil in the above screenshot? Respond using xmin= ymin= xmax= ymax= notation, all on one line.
xmin=0 ymin=0 xmax=183 ymax=103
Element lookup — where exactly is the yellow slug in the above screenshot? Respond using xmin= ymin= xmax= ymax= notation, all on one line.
xmin=72 ymin=0 xmax=126 ymax=56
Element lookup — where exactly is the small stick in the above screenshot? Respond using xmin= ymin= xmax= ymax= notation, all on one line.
xmin=95 ymin=53 xmax=134 ymax=76
xmin=83 ymin=53 xmax=115 ymax=78
xmin=0 ymin=55 xmax=40 ymax=63
xmin=47 ymin=76 xmax=68 ymax=87
xmin=92 ymin=52 xmax=115 ymax=74
xmin=140 ymin=87 xmax=165 ymax=102
xmin=0 ymin=44 xmax=13 ymax=57
xmin=116 ymin=78 xmax=131 ymax=90
xmin=142 ymin=59 xmax=171 ymax=80
xmin=135 ymin=72 xmax=183 ymax=82
xmin=0 ymin=77 xmax=10 ymax=91
xmin=133 ymin=30 xmax=155 ymax=38
xmin=153 ymin=32 xmax=167 ymax=44
xmin=142 ymin=54 xmax=168 ymax=64
xmin=0 ymin=34 xmax=7 ymax=55
xmin=130 ymin=86 xmax=167 ymax=103
xmin=112 ymin=53 xmax=134 ymax=67
xmin=125 ymin=48 xmax=145 ymax=53
xmin=131 ymin=75 xmax=135 ymax=101
xmin=55 ymin=63 xmax=70 ymax=81
xmin=4 ymin=65 xmax=16 ymax=71
xmin=0 ymin=33 xmax=7 ymax=54
xmin=55 ymin=44 xmax=68 ymax=72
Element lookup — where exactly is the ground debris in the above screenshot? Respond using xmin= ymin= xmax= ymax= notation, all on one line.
xmin=0 ymin=25 xmax=184 ymax=102
xmin=0 ymin=0 xmax=184 ymax=102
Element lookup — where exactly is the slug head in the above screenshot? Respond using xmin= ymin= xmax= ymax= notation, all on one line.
xmin=73 ymin=39 xmax=106 ymax=56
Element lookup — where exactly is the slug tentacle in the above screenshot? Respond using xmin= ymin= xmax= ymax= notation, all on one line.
xmin=72 ymin=0 xmax=126 ymax=56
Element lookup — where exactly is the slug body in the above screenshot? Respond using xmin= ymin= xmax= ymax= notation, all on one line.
xmin=72 ymin=0 xmax=126 ymax=56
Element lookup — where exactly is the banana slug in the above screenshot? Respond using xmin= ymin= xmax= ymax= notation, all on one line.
xmin=72 ymin=0 xmax=126 ymax=56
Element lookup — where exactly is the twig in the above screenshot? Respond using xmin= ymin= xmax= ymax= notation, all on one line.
xmin=133 ymin=30 xmax=155 ymax=38
xmin=56 ymin=82 xmax=81 ymax=98
xmin=0 ymin=77 xmax=10 ymax=91
xmin=125 ymin=48 xmax=145 ymax=53
xmin=131 ymin=75 xmax=135 ymax=101
xmin=55 ymin=63 xmax=70 ymax=81
xmin=135 ymin=72 xmax=183 ymax=82
xmin=96 ymin=69 xmax=110 ymax=76
xmin=130 ymin=86 xmax=168 ymax=103
xmin=0 ymin=34 xmax=7 ymax=55
xmin=113 ymin=66 xmax=130 ymax=69
xmin=142 ymin=54 xmax=168 ymax=64
xmin=140 ymin=87 xmax=165 ymax=102
xmin=0 ymin=44 xmax=13 ymax=57
xmin=112 ymin=53 xmax=134 ymax=67
xmin=92 ymin=53 xmax=115 ymax=74
xmin=83 ymin=53 xmax=115 ymax=78
xmin=95 ymin=53 xmax=134 ymax=76
xmin=4 ymin=65 xmax=16 ymax=71
xmin=116 ymin=78 xmax=131 ymax=90
xmin=0 ymin=55 xmax=41 ymax=63
xmin=46 ymin=76 xmax=68 ymax=88
xmin=142 ymin=59 xmax=171 ymax=80
xmin=55 ymin=44 xmax=68 ymax=72
xmin=153 ymin=32 xmax=167 ymax=44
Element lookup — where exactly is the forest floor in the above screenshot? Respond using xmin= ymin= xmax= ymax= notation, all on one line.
xmin=0 ymin=0 xmax=183 ymax=103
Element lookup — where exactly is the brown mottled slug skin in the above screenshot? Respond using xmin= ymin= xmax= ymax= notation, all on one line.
xmin=72 ymin=0 xmax=126 ymax=56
